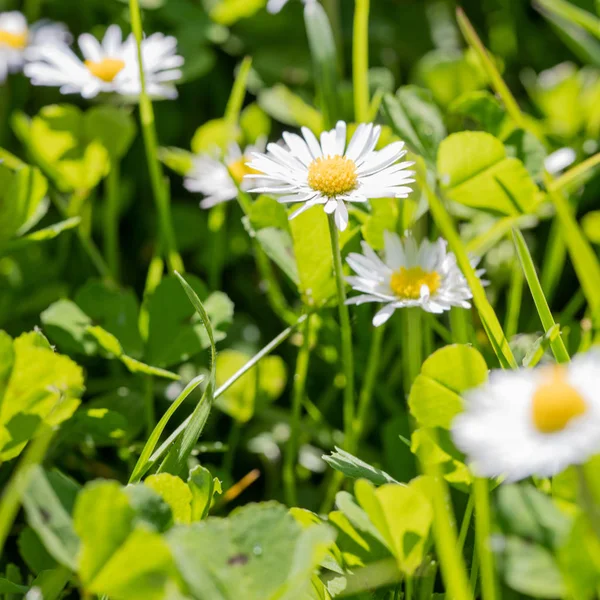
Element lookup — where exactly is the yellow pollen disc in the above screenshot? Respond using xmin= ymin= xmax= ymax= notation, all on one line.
xmin=85 ymin=58 xmax=126 ymax=83
xmin=531 ymin=366 xmax=587 ymax=433
xmin=228 ymin=157 xmax=259 ymax=184
xmin=0 ymin=29 xmax=28 ymax=49
xmin=307 ymin=155 xmax=358 ymax=197
xmin=390 ymin=266 xmax=441 ymax=300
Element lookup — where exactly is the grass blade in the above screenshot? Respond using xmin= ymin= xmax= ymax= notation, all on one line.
xmin=512 ymin=229 xmax=570 ymax=363
xmin=535 ymin=0 xmax=600 ymax=38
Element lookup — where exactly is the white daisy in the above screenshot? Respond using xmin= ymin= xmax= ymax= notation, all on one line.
xmin=246 ymin=121 xmax=415 ymax=232
xmin=452 ymin=351 xmax=600 ymax=482
xmin=0 ymin=11 xmax=69 ymax=83
xmin=24 ymin=24 xmax=183 ymax=100
xmin=185 ymin=139 xmax=267 ymax=209
xmin=346 ymin=231 xmax=480 ymax=326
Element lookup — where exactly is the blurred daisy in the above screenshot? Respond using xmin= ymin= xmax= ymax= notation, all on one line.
xmin=246 ymin=121 xmax=415 ymax=231
xmin=185 ymin=139 xmax=267 ymax=209
xmin=24 ymin=25 xmax=183 ymax=100
xmin=0 ymin=11 xmax=69 ymax=83
xmin=346 ymin=232 xmax=479 ymax=326
xmin=452 ymin=352 xmax=600 ymax=482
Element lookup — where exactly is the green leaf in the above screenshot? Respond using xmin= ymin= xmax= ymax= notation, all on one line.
xmin=582 ymin=210 xmax=600 ymax=244
xmin=449 ymin=90 xmax=508 ymax=138
xmin=191 ymin=118 xmax=240 ymax=154
xmin=214 ymin=349 xmax=287 ymax=422
xmin=28 ymin=567 xmax=71 ymax=600
xmin=144 ymin=474 xmax=192 ymax=524
xmin=17 ymin=527 xmax=57 ymax=575
xmin=75 ymin=280 xmax=144 ymax=359
xmin=167 ymin=502 xmax=335 ymax=600
xmin=188 ymin=465 xmax=222 ymax=521
xmin=361 ymin=198 xmax=399 ymax=251
xmin=381 ymin=86 xmax=447 ymax=166
xmin=0 ymin=580 xmax=27 ymax=594
xmin=84 ymin=105 xmax=136 ymax=160
xmin=409 ymin=344 xmax=488 ymax=429
xmin=159 ymin=146 xmax=195 ymax=176
xmin=209 ymin=0 xmax=266 ymax=25
xmin=22 ymin=466 xmax=79 ymax=570
xmin=1 ymin=217 xmax=80 ymax=252
xmin=240 ymin=103 xmax=271 ymax=144
xmin=40 ymin=299 xmax=97 ymax=356
xmin=438 ymin=131 xmax=541 ymax=215
xmin=129 ymin=374 xmax=205 ymax=483
xmin=322 ymin=447 xmax=398 ymax=486
xmin=60 ymin=407 xmax=128 ymax=447
xmin=258 ymin=84 xmax=323 ymax=132
xmin=502 ymin=536 xmax=566 ymax=598
xmin=503 ymin=129 xmax=548 ymax=179
xmin=0 ymin=163 xmax=49 ymax=241
xmin=146 ymin=275 xmax=232 ymax=368
xmin=354 ymin=479 xmax=433 ymax=575
xmin=124 ymin=483 xmax=174 ymax=533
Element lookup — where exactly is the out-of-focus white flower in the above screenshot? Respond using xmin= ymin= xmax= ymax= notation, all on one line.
xmin=0 ymin=11 xmax=69 ymax=83
xmin=24 ymin=24 xmax=183 ymax=100
xmin=246 ymin=121 xmax=415 ymax=231
xmin=185 ymin=139 xmax=267 ymax=209
xmin=544 ymin=147 xmax=576 ymax=175
xmin=346 ymin=231 xmax=481 ymax=326
xmin=452 ymin=351 xmax=600 ymax=482
xmin=267 ymin=0 xmax=315 ymax=14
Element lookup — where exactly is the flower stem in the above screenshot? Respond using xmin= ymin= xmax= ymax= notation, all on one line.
xmin=104 ymin=159 xmax=121 ymax=281
xmin=128 ymin=0 xmax=183 ymax=274
xmin=327 ymin=214 xmax=355 ymax=450
xmin=284 ymin=313 xmax=313 ymax=506
xmin=354 ymin=322 xmax=385 ymax=445
xmin=576 ymin=464 xmax=600 ymax=543
xmin=353 ymin=0 xmax=370 ymax=123
xmin=143 ymin=375 xmax=155 ymax=440
xmin=473 ymin=477 xmax=497 ymax=600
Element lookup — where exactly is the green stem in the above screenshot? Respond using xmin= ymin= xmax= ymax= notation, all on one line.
xmin=354 ymin=322 xmax=385 ymax=445
xmin=284 ymin=314 xmax=313 ymax=506
xmin=353 ymin=0 xmax=370 ymax=122
xmin=327 ymin=214 xmax=355 ymax=450
xmin=104 ymin=159 xmax=121 ymax=281
xmin=223 ymin=420 xmax=242 ymax=477
xmin=473 ymin=478 xmax=497 ymax=600
xmin=450 ymin=307 xmax=472 ymax=344
xmin=457 ymin=492 xmax=475 ymax=554
xmin=128 ymin=0 xmax=183 ymax=274
xmin=224 ymin=56 xmax=253 ymax=127
xmin=403 ymin=307 xmax=422 ymax=391
xmin=504 ymin=263 xmax=524 ymax=340
xmin=576 ymin=464 xmax=600 ymax=543
xmin=144 ymin=376 xmax=155 ymax=439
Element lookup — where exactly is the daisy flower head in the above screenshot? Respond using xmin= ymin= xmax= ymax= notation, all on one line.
xmin=452 ymin=351 xmax=600 ymax=482
xmin=0 ymin=11 xmax=69 ymax=83
xmin=185 ymin=139 xmax=267 ymax=209
xmin=346 ymin=231 xmax=480 ymax=326
xmin=246 ymin=121 xmax=415 ymax=232
xmin=24 ymin=25 xmax=183 ymax=100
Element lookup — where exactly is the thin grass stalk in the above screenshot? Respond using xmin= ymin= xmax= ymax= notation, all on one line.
xmin=353 ymin=0 xmax=370 ymax=122
xmin=284 ymin=313 xmax=313 ymax=506
xmin=128 ymin=0 xmax=183 ymax=274
xmin=104 ymin=159 xmax=121 ymax=281
xmin=512 ymin=229 xmax=570 ymax=363
xmin=504 ymin=262 xmax=524 ymax=340
xmin=224 ymin=56 xmax=252 ymax=127
xmin=549 ymin=150 xmax=600 ymax=193
xmin=473 ymin=478 xmax=497 ymax=600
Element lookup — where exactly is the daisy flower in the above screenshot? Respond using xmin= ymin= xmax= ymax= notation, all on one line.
xmin=246 ymin=121 xmax=415 ymax=232
xmin=24 ymin=25 xmax=183 ymax=100
xmin=0 ymin=11 xmax=69 ymax=83
xmin=452 ymin=352 xmax=600 ymax=482
xmin=346 ymin=231 xmax=480 ymax=326
xmin=185 ymin=139 xmax=267 ymax=209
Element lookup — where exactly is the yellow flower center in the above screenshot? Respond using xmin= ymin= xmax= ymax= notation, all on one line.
xmin=85 ymin=58 xmax=126 ymax=83
xmin=0 ymin=29 xmax=28 ymax=49
xmin=390 ymin=266 xmax=441 ymax=300
xmin=307 ymin=155 xmax=358 ymax=197
xmin=228 ymin=157 xmax=259 ymax=184
xmin=531 ymin=366 xmax=587 ymax=433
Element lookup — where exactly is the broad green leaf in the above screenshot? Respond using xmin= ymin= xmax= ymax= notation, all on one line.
xmin=334 ymin=491 xmax=388 ymax=549
xmin=290 ymin=206 xmax=334 ymax=305
xmin=0 ymin=330 xmax=14 ymax=400
xmin=449 ymin=90 xmax=508 ymax=138
xmin=74 ymin=480 xmax=135 ymax=584
xmin=248 ymin=195 xmax=290 ymax=233
xmin=503 ymin=536 xmax=566 ymax=598
xmin=408 ymin=344 xmax=488 ymax=429
xmin=191 ymin=118 xmax=240 ymax=154
xmin=0 ymin=579 xmax=27 ymax=594
xmin=84 ymin=105 xmax=136 ymax=160
xmin=22 ymin=466 xmax=79 ymax=570
xmin=40 ymin=299 xmax=97 ymax=356
xmin=361 ymin=198 xmax=399 ymax=251
xmin=75 ymin=280 xmax=144 ymax=359
xmin=88 ymin=388 xmax=146 ymax=442
xmin=17 ymin=527 xmax=57 ymax=575
xmin=144 ymin=474 xmax=192 ymax=524
xmin=259 ymin=84 xmax=323 ymax=132
xmin=60 ymin=407 xmax=127 ymax=447
xmin=28 ymin=567 xmax=71 ymax=600
xmin=355 ymin=479 xmax=433 ymax=575
xmin=209 ymin=0 xmax=266 ymax=25
xmin=322 ymin=447 xmax=398 ymax=486
xmin=0 ymin=164 xmax=49 ymax=241
xmin=504 ymin=129 xmax=548 ymax=178
xmin=159 ymin=146 xmax=195 ymax=176
xmin=438 ymin=131 xmax=540 ymax=215
xmin=240 ymin=103 xmax=271 ymax=144
xmin=146 ymin=275 xmax=232 ymax=368
xmin=124 ymin=483 xmax=174 ymax=533
xmin=582 ymin=210 xmax=600 ymax=244
xmin=16 ymin=105 xmax=110 ymax=193
xmin=381 ymin=86 xmax=446 ymax=166
xmin=188 ymin=465 xmax=222 ymax=521
xmin=215 ymin=349 xmax=287 ymax=422
xmin=167 ymin=502 xmax=335 ymax=600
